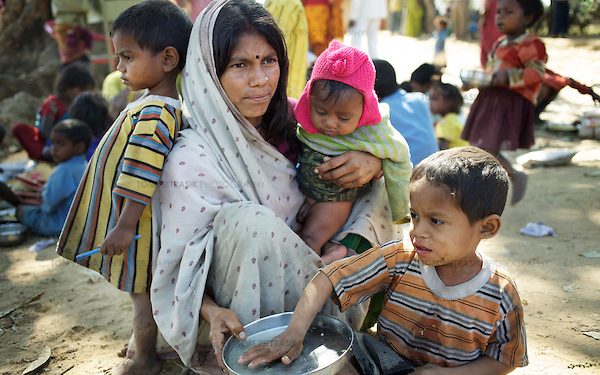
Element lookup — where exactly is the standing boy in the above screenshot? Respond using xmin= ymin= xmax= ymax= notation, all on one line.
xmin=56 ymin=1 xmax=192 ymax=374
xmin=239 ymin=146 xmax=528 ymax=374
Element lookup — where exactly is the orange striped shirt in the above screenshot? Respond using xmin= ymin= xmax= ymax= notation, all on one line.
xmin=322 ymin=240 xmax=528 ymax=368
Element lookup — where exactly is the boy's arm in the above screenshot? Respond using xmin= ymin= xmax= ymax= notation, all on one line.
xmin=413 ymin=356 xmax=514 ymax=375
xmin=106 ymin=103 xmax=180 ymax=256
xmin=100 ymin=199 xmax=145 ymax=257
xmin=237 ymin=272 xmax=333 ymax=368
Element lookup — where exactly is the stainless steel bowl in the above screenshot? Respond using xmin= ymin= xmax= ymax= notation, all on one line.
xmin=0 ymin=223 xmax=27 ymax=247
xmin=223 ymin=312 xmax=353 ymax=375
xmin=460 ymin=69 xmax=492 ymax=88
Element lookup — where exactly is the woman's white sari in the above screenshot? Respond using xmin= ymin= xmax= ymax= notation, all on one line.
xmin=150 ymin=0 xmax=400 ymax=368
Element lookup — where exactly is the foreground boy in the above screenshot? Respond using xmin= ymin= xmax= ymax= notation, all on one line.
xmin=56 ymin=1 xmax=192 ymax=374
xmin=239 ymin=146 xmax=528 ymax=374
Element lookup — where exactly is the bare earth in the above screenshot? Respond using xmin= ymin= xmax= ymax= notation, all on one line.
xmin=1 ymin=34 xmax=599 ymax=375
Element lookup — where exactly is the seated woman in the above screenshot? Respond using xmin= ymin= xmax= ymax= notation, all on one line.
xmin=149 ymin=0 xmax=399 ymax=371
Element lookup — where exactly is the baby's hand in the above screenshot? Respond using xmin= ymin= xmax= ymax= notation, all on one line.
xmin=100 ymin=226 xmax=135 ymax=257
xmin=237 ymin=330 xmax=304 ymax=368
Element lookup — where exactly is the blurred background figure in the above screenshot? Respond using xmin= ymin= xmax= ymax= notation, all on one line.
xmin=433 ymin=16 xmax=449 ymax=67
xmin=50 ymin=0 xmax=92 ymax=66
xmin=399 ymin=63 xmax=442 ymax=93
xmin=373 ymin=59 xmax=438 ymax=166
xmin=0 ymin=0 xmax=4 ymax=32
xmin=265 ymin=0 xmax=309 ymax=99
xmin=449 ymin=0 xmax=470 ymax=40
xmin=550 ymin=0 xmax=569 ymax=37
xmin=422 ymin=0 xmax=438 ymax=34
xmin=302 ymin=0 xmax=345 ymax=56
xmin=403 ymin=0 xmax=424 ymax=37
xmin=388 ymin=0 xmax=403 ymax=35
xmin=429 ymin=82 xmax=468 ymax=150
xmin=348 ymin=0 xmax=388 ymax=58
xmin=479 ymin=0 xmax=502 ymax=67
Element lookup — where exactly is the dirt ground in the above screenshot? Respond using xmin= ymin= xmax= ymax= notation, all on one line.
xmin=1 ymin=34 xmax=599 ymax=375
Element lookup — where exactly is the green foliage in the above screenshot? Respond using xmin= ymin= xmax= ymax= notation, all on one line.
xmin=570 ymin=0 xmax=600 ymax=35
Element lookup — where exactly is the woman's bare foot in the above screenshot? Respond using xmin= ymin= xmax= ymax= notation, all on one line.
xmin=321 ymin=243 xmax=348 ymax=264
xmin=110 ymin=356 xmax=160 ymax=375
xmin=511 ymin=170 xmax=528 ymax=205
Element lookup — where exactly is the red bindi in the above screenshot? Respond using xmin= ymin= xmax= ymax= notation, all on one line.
xmin=255 ymin=55 xmax=260 ymax=59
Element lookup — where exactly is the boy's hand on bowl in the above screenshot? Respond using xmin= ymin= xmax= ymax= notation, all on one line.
xmin=237 ymin=329 xmax=304 ymax=368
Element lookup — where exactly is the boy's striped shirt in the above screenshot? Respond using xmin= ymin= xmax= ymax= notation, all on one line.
xmin=322 ymin=241 xmax=528 ymax=368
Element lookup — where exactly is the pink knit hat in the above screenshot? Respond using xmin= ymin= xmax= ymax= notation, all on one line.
xmin=295 ymin=40 xmax=381 ymax=134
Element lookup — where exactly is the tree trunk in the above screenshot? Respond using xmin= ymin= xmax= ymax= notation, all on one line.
xmin=0 ymin=0 xmax=59 ymax=129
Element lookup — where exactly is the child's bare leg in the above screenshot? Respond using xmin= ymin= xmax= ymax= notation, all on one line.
xmin=497 ymin=153 xmax=527 ymax=205
xmin=112 ymin=292 xmax=160 ymax=375
xmin=300 ymin=201 xmax=353 ymax=263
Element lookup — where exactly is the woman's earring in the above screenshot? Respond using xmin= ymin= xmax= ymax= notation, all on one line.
xmin=265 ymin=76 xmax=269 ymax=81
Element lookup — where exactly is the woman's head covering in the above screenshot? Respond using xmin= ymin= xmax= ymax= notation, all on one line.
xmin=151 ymin=0 xmax=305 ymax=365
xmin=294 ymin=40 xmax=382 ymax=134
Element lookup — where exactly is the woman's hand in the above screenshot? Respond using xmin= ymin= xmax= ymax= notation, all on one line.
xmin=206 ymin=306 xmax=246 ymax=369
xmin=316 ymin=151 xmax=383 ymax=189
xmin=237 ymin=329 xmax=304 ymax=368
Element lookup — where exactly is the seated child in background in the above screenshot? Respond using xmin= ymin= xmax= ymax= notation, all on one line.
xmin=373 ymin=59 xmax=439 ymax=166
xmin=102 ymin=69 xmax=145 ymax=121
xmin=68 ymin=91 xmax=112 ymax=159
xmin=429 ymin=82 xmax=468 ymax=150
xmin=399 ymin=63 xmax=442 ymax=94
xmin=294 ymin=40 xmax=412 ymax=264
xmin=239 ymin=146 xmax=528 ymax=374
xmin=56 ymin=1 xmax=192 ymax=373
xmin=0 ymin=119 xmax=91 ymax=237
xmin=11 ymin=62 xmax=95 ymax=161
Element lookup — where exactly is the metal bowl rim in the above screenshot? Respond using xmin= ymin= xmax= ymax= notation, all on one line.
xmin=222 ymin=312 xmax=354 ymax=375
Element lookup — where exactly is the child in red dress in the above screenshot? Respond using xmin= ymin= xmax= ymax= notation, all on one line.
xmin=462 ymin=0 xmax=546 ymax=205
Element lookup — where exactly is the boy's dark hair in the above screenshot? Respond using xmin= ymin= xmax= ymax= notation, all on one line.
xmin=411 ymin=146 xmax=509 ymax=223
xmin=514 ymin=0 xmax=544 ymax=27
xmin=110 ymin=0 xmax=192 ymax=71
xmin=311 ymin=80 xmax=360 ymax=105
xmin=68 ymin=92 xmax=111 ymax=138
xmin=411 ymin=63 xmax=441 ymax=85
xmin=213 ymin=0 xmax=299 ymax=158
xmin=432 ymin=82 xmax=463 ymax=114
xmin=52 ymin=118 xmax=93 ymax=150
xmin=55 ymin=62 xmax=95 ymax=97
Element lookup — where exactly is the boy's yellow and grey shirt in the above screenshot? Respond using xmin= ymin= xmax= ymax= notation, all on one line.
xmin=57 ymin=94 xmax=183 ymax=293
xmin=321 ymin=241 xmax=528 ymax=368
xmin=297 ymin=104 xmax=412 ymax=223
